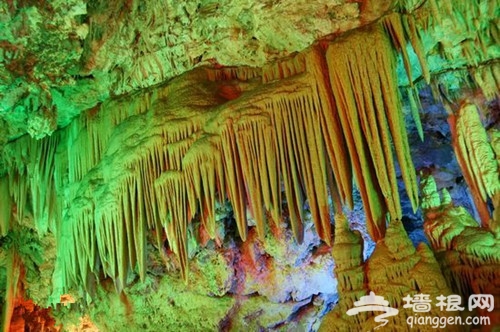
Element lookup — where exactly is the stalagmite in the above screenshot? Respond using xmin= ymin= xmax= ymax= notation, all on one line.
xmin=320 ymin=214 xmax=456 ymax=331
xmin=422 ymin=176 xmax=500 ymax=327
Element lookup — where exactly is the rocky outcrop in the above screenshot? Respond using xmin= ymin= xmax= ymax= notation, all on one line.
xmin=44 ymin=218 xmax=337 ymax=331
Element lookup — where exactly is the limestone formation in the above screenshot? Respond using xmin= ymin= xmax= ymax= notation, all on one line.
xmin=0 ymin=0 xmax=499 ymax=330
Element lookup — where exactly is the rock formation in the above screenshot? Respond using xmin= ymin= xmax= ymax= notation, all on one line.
xmin=0 ymin=0 xmax=499 ymax=330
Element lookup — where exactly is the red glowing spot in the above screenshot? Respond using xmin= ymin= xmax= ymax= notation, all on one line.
xmin=218 ymin=85 xmax=242 ymax=101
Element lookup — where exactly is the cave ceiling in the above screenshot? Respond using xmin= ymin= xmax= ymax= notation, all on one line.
xmin=2 ymin=0 xmax=497 ymax=142
xmin=0 ymin=0 xmax=394 ymax=142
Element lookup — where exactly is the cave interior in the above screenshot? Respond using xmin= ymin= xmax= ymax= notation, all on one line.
xmin=0 ymin=0 xmax=499 ymax=331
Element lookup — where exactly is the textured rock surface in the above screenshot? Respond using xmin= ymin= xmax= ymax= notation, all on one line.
xmin=49 ymin=218 xmax=337 ymax=331
xmin=422 ymin=180 xmax=500 ymax=328
xmin=0 ymin=0 xmax=377 ymax=141
xmin=319 ymin=215 xmax=458 ymax=331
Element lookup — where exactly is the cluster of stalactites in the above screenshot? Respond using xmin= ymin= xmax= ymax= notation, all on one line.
xmin=1 ymin=135 xmax=60 ymax=235
xmin=387 ymin=0 xmax=500 ymax=231
xmin=325 ymin=23 xmax=420 ymax=239
xmin=392 ymin=0 xmax=500 ymax=136
xmin=1 ymin=17 xmax=424 ymax=293
xmin=397 ymin=0 xmax=500 ymax=68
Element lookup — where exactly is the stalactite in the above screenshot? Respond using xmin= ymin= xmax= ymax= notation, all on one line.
xmin=61 ymin=200 xmax=96 ymax=290
xmin=4 ymin=144 xmax=29 ymax=226
xmin=395 ymin=0 xmax=499 ymax=106
xmin=183 ymin=139 xmax=220 ymax=240
xmin=28 ymin=136 xmax=60 ymax=234
xmin=384 ymin=13 xmax=415 ymax=84
xmin=325 ymin=25 xmax=418 ymax=240
xmin=219 ymin=124 xmax=249 ymax=242
xmin=401 ymin=14 xmax=430 ymax=84
xmin=205 ymin=66 xmax=261 ymax=82
xmin=155 ymin=171 xmax=190 ymax=280
xmin=427 ymin=0 xmax=442 ymax=25
xmin=265 ymin=88 xmax=334 ymax=243
xmin=135 ymin=141 xmax=163 ymax=247
xmin=233 ymin=116 xmax=277 ymax=238
xmin=66 ymin=90 xmax=153 ymax=185
xmin=262 ymin=52 xmax=307 ymax=83
xmin=449 ymin=102 xmax=500 ymax=229
xmin=3 ymin=134 xmax=60 ymax=233
xmin=0 ymin=176 xmax=11 ymax=236
xmin=383 ymin=12 xmax=431 ymax=147
xmin=305 ymin=46 xmax=353 ymax=210
xmin=407 ymin=86 xmax=424 ymax=140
